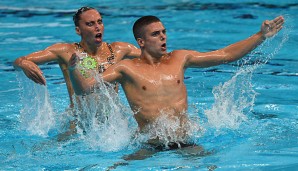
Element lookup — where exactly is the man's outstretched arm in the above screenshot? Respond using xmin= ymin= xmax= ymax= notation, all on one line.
xmin=185 ymin=16 xmax=284 ymax=68
xmin=68 ymin=54 xmax=123 ymax=95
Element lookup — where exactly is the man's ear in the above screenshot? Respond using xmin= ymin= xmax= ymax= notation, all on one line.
xmin=75 ymin=27 xmax=81 ymax=35
xmin=137 ymin=38 xmax=144 ymax=47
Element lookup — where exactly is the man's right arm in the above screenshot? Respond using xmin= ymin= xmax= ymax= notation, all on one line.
xmin=13 ymin=43 xmax=64 ymax=85
xmin=67 ymin=54 xmax=125 ymax=95
xmin=101 ymin=60 xmax=125 ymax=83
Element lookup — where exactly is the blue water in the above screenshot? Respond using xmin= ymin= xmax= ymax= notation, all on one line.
xmin=1 ymin=0 xmax=297 ymax=170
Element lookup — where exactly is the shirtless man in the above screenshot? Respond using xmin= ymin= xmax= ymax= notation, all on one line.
xmin=13 ymin=6 xmax=140 ymax=106
xmin=69 ymin=15 xmax=284 ymax=147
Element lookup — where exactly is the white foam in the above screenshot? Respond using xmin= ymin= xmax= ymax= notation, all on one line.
xmin=16 ymin=72 xmax=56 ymax=137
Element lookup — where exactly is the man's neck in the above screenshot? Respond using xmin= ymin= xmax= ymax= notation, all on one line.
xmin=140 ymin=52 xmax=167 ymax=65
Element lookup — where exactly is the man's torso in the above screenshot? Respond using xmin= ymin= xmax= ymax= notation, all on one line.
xmin=120 ymin=53 xmax=189 ymax=130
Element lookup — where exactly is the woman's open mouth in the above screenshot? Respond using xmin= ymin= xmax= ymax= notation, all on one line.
xmin=95 ymin=33 xmax=102 ymax=40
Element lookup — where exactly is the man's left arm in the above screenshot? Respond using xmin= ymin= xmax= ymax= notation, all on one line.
xmin=185 ymin=16 xmax=284 ymax=68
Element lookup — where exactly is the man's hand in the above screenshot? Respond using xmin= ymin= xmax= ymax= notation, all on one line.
xmin=261 ymin=16 xmax=284 ymax=38
xmin=19 ymin=59 xmax=46 ymax=85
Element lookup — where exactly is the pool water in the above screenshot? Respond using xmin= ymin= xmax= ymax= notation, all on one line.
xmin=1 ymin=0 xmax=297 ymax=170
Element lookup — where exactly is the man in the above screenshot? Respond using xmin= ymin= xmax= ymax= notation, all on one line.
xmin=69 ymin=15 xmax=284 ymax=148
xmin=13 ymin=6 xmax=140 ymax=106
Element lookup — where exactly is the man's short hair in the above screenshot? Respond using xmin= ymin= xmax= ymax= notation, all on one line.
xmin=133 ymin=16 xmax=161 ymax=40
xmin=73 ymin=6 xmax=95 ymax=26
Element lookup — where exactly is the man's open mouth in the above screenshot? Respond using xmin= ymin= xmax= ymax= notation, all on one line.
xmin=161 ymin=43 xmax=166 ymax=50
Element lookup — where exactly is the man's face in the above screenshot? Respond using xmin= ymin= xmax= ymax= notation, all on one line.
xmin=140 ymin=21 xmax=167 ymax=57
xmin=76 ymin=9 xmax=104 ymax=45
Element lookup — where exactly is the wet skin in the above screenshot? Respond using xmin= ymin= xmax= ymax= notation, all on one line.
xmin=14 ymin=9 xmax=140 ymax=105
xmin=69 ymin=16 xmax=284 ymax=142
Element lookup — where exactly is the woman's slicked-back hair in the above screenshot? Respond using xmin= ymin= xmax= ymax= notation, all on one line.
xmin=73 ymin=6 xmax=95 ymax=26
xmin=133 ymin=16 xmax=161 ymax=40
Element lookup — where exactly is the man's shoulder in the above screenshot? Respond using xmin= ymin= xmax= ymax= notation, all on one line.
xmin=114 ymin=58 xmax=139 ymax=69
xmin=118 ymin=58 xmax=138 ymax=64
xmin=169 ymin=50 xmax=191 ymax=60
xmin=171 ymin=49 xmax=190 ymax=55
xmin=110 ymin=41 xmax=128 ymax=46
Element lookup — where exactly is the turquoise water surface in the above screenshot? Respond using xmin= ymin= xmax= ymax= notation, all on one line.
xmin=0 ymin=0 xmax=297 ymax=170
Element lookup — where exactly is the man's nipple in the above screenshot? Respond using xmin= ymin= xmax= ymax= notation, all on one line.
xmin=142 ymin=86 xmax=147 ymax=90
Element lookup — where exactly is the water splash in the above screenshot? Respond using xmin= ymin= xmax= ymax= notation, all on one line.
xmin=205 ymin=69 xmax=255 ymax=129
xmin=16 ymin=72 xmax=56 ymax=137
xmin=205 ymin=17 xmax=291 ymax=130
xmin=71 ymin=73 xmax=137 ymax=152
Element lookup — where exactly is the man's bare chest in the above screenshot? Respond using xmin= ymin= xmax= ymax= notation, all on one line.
xmin=132 ymin=66 xmax=184 ymax=91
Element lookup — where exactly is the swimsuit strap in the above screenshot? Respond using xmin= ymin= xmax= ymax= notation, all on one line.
xmin=106 ymin=43 xmax=115 ymax=64
xmin=98 ymin=43 xmax=115 ymax=73
xmin=103 ymin=43 xmax=118 ymax=88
